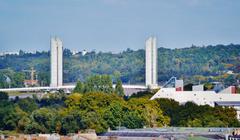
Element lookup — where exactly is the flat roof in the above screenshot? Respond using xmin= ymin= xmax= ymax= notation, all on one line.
xmin=215 ymin=101 xmax=240 ymax=106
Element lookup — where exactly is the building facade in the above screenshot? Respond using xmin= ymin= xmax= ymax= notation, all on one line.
xmin=145 ymin=37 xmax=158 ymax=88
xmin=50 ymin=37 xmax=63 ymax=87
xmin=150 ymin=81 xmax=240 ymax=120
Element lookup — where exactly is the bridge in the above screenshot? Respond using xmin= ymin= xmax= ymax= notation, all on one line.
xmin=0 ymin=84 xmax=148 ymax=92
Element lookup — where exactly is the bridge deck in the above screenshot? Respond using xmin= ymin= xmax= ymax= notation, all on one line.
xmin=0 ymin=84 xmax=147 ymax=92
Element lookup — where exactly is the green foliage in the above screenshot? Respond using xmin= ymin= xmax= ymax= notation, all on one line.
xmin=0 ymin=69 xmax=26 ymax=88
xmin=17 ymin=116 xmax=31 ymax=132
xmin=0 ymin=91 xmax=9 ymax=101
xmin=156 ymin=98 xmax=180 ymax=125
xmin=115 ymin=78 xmax=124 ymax=97
xmin=204 ymin=83 xmax=214 ymax=90
xmin=72 ymin=75 xmax=124 ymax=96
xmin=60 ymin=111 xmax=86 ymax=134
xmin=122 ymin=111 xmax=145 ymax=129
xmin=73 ymin=81 xmax=84 ymax=93
xmin=187 ymin=119 xmax=202 ymax=127
xmin=157 ymin=99 xmax=240 ymax=127
xmin=17 ymin=97 xmax=38 ymax=113
xmin=128 ymin=96 xmax=170 ymax=127
xmin=84 ymin=75 xmax=113 ymax=94
xmin=64 ymin=92 xmax=169 ymax=133
xmin=103 ymin=101 xmax=124 ymax=129
xmin=26 ymin=108 xmax=59 ymax=133
xmin=1 ymin=44 xmax=240 ymax=87
xmin=0 ymin=74 xmax=239 ymax=134
xmin=39 ymin=92 xmax=66 ymax=108
xmin=129 ymin=91 xmax=154 ymax=99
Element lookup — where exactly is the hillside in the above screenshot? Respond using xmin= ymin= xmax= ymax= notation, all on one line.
xmin=0 ymin=44 xmax=240 ymax=88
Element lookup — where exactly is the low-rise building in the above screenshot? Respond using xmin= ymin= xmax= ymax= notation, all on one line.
xmin=151 ymin=79 xmax=240 ymax=120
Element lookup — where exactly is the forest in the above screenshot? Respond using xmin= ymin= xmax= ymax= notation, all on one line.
xmin=0 ymin=44 xmax=240 ymax=88
xmin=0 ymin=75 xmax=239 ymax=135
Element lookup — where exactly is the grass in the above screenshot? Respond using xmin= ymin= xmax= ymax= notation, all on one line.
xmin=7 ymin=91 xmax=33 ymax=96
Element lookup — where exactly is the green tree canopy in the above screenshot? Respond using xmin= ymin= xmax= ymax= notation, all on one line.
xmin=73 ymin=80 xmax=84 ymax=93
xmin=115 ymin=78 xmax=124 ymax=96
xmin=0 ymin=91 xmax=9 ymax=101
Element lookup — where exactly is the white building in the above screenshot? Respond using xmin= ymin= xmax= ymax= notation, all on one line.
xmin=145 ymin=37 xmax=158 ymax=88
xmin=50 ymin=37 xmax=63 ymax=87
xmin=71 ymin=50 xmax=80 ymax=55
xmin=82 ymin=50 xmax=87 ymax=56
xmin=151 ymin=87 xmax=240 ymax=107
xmin=150 ymin=81 xmax=240 ymax=119
xmin=0 ymin=51 xmax=19 ymax=56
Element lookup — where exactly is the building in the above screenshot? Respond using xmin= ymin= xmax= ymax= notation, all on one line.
xmin=145 ymin=37 xmax=158 ymax=88
xmin=82 ymin=49 xmax=87 ymax=56
xmin=150 ymin=79 xmax=240 ymax=120
xmin=50 ymin=37 xmax=63 ymax=87
xmin=0 ymin=51 xmax=19 ymax=56
xmin=23 ymin=67 xmax=38 ymax=87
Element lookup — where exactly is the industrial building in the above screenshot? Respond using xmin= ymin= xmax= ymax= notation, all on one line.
xmin=50 ymin=37 xmax=63 ymax=87
xmin=145 ymin=37 xmax=158 ymax=88
xmin=151 ymin=78 xmax=240 ymax=120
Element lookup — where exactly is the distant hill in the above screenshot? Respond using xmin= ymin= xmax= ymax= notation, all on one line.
xmin=0 ymin=44 xmax=240 ymax=88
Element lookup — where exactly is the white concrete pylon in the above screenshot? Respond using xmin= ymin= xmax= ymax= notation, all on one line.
xmin=145 ymin=37 xmax=158 ymax=88
xmin=50 ymin=37 xmax=63 ymax=87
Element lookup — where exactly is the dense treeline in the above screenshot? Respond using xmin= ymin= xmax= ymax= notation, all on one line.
xmin=0 ymin=75 xmax=239 ymax=135
xmin=0 ymin=44 xmax=240 ymax=88
xmin=0 ymin=91 xmax=239 ymax=134
xmin=157 ymin=98 xmax=240 ymax=127
xmin=0 ymin=91 xmax=170 ymax=134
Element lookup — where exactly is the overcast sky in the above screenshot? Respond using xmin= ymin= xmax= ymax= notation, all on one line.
xmin=0 ymin=0 xmax=240 ymax=52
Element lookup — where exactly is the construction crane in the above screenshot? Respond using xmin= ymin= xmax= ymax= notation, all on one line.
xmin=23 ymin=67 xmax=38 ymax=87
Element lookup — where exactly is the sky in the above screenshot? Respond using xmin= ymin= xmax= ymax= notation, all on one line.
xmin=0 ymin=0 xmax=240 ymax=52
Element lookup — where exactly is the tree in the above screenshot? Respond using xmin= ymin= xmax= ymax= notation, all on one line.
xmin=24 ymin=122 xmax=46 ymax=134
xmin=39 ymin=93 xmax=66 ymax=107
xmin=17 ymin=116 xmax=31 ymax=132
xmin=37 ymin=72 xmax=50 ymax=86
xmin=122 ymin=111 xmax=144 ymax=129
xmin=128 ymin=97 xmax=170 ymax=127
xmin=17 ymin=97 xmax=38 ymax=113
xmin=0 ymin=91 xmax=9 ymax=101
xmin=61 ymin=111 xmax=86 ymax=135
xmin=73 ymin=81 xmax=84 ymax=93
xmin=63 ymin=49 xmax=72 ymax=57
xmin=187 ymin=118 xmax=202 ymax=127
xmin=84 ymin=75 xmax=113 ymax=94
xmin=0 ymin=100 xmax=13 ymax=129
xmin=1 ymin=105 xmax=27 ymax=131
xmin=104 ymin=102 xmax=124 ymax=129
xmin=64 ymin=93 xmax=82 ymax=111
xmin=156 ymin=98 xmax=180 ymax=125
xmin=29 ymin=108 xmax=59 ymax=133
xmin=12 ymin=72 xmax=25 ymax=88
xmin=0 ymin=73 xmax=9 ymax=88
xmin=115 ymin=78 xmax=124 ymax=97
xmin=65 ymin=92 xmax=125 ymax=132
xmin=204 ymin=83 xmax=214 ymax=90
xmin=19 ymin=50 xmax=25 ymax=56
xmin=0 ymin=84 xmax=240 ymax=134
xmin=82 ymin=111 xmax=108 ymax=134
